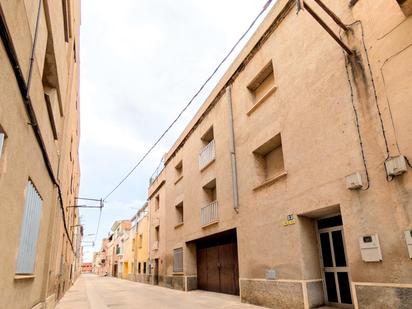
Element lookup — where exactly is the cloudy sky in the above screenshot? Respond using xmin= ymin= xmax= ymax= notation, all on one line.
xmin=79 ymin=0 xmax=274 ymax=261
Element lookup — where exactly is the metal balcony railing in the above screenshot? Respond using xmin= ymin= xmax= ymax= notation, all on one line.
xmin=149 ymin=159 xmax=165 ymax=185
xmin=198 ymin=140 xmax=215 ymax=170
xmin=152 ymin=240 xmax=159 ymax=250
xmin=201 ymin=200 xmax=219 ymax=227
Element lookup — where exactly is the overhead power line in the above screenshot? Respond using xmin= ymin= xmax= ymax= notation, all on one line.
xmin=103 ymin=0 xmax=273 ymax=201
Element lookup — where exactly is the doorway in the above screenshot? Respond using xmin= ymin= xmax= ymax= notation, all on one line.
xmin=196 ymin=229 xmax=239 ymax=295
xmin=154 ymin=258 xmax=159 ymax=285
xmin=317 ymin=215 xmax=353 ymax=307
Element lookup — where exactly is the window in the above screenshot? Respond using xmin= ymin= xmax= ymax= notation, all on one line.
xmin=175 ymin=202 xmax=184 ymax=226
xmin=155 ymin=226 xmax=160 ymax=242
xmin=253 ymin=133 xmax=285 ymax=187
xmin=132 ymin=238 xmax=135 ymax=252
xmin=202 ymin=178 xmax=217 ymax=204
xmin=201 ymin=126 xmax=214 ymax=146
xmin=116 ymin=245 xmax=120 ymax=255
xmin=16 ymin=180 xmax=43 ymax=274
xmin=138 ymin=234 xmax=143 ymax=248
xmin=155 ymin=195 xmax=160 ymax=211
xmin=173 ymin=248 xmax=183 ymax=273
xmin=199 ymin=126 xmax=215 ymax=170
xmin=138 ymin=262 xmax=141 ymax=274
xmin=175 ymin=160 xmax=183 ymax=183
xmin=397 ymin=0 xmax=412 ymax=16
xmin=247 ymin=61 xmax=276 ymax=115
xmin=143 ymin=262 xmax=146 ymax=274
xmin=0 ymin=131 xmax=5 ymax=160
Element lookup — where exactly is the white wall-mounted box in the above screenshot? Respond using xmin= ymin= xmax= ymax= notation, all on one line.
xmin=345 ymin=171 xmax=364 ymax=190
xmin=359 ymin=234 xmax=382 ymax=262
xmin=405 ymin=230 xmax=412 ymax=259
xmin=385 ymin=156 xmax=408 ymax=176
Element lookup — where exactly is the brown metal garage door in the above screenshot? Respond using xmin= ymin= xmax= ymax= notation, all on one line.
xmin=196 ymin=229 xmax=239 ymax=295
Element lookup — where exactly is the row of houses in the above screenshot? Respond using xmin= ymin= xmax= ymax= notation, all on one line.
xmin=0 ymin=0 xmax=82 ymax=308
xmin=93 ymin=204 xmax=150 ymax=283
xmin=94 ymin=0 xmax=412 ymax=308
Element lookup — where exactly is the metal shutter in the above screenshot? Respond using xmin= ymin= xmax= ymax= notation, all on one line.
xmin=16 ymin=181 xmax=43 ymax=274
xmin=173 ymin=247 xmax=183 ymax=273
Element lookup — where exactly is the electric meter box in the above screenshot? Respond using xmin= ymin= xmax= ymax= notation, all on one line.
xmin=345 ymin=171 xmax=364 ymax=190
xmin=405 ymin=230 xmax=412 ymax=259
xmin=359 ymin=234 xmax=382 ymax=262
xmin=385 ymin=156 xmax=408 ymax=176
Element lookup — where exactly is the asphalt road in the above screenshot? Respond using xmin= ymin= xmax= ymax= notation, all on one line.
xmin=56 ymin=274 xmax=262 ymax=309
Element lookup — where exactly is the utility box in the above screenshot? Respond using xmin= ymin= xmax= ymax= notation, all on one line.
xmin=345 ymin=171 xmax=364 ymax=190
xmin=359 ymin=234 xmax=382 ymax=262
xmin=405 ymin=230 xmax=412 ymax=259
xmin=385 ymin=156 xmax=408 ymax=177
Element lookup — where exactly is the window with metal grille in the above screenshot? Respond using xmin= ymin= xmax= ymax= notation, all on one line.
xmin=173 ymin=247 xmax=183 ymax=273
xmin=16 ymin=180 xmax=43 ymax=274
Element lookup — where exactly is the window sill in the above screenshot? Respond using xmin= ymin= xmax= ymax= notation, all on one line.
xmin=174 ymin=175 xmax=183 ymax=185
xmin=253 ymin=171 xmax=287 ymax=191
xmin=200 ymin=158 xmax=215 ymax=172
xmin=247 ymin=85 xmax=277 ymax=116
xmin=172 ymin=272 xmax=184 ymax=276
xmin=201 ymin=220 xmax=219 ymax=229
xmin=174 ymin=222 xmax=184 ymax=229
xmin=15 ymin=274 xmax=35 ymax=280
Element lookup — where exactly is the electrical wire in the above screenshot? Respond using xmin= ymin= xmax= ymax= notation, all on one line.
xmin=93 ymin=207 xmax=103 ymax=246
xmin=103 ymin=0 xmax=274 ymax=201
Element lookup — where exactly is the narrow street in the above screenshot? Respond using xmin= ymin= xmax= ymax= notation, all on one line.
xmin=56 ymin=274 xmax=261 ymax=309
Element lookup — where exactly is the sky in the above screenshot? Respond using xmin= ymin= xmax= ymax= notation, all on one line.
xmin=79 ymin=0 xmax=274 ymax=261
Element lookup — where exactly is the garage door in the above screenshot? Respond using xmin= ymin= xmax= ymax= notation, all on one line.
xmin=196 ymin=229 xmax=239 ymax=295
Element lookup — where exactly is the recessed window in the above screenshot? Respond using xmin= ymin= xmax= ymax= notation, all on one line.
xmin=397 ymin=0 xmax=412 ymax=16
xmin=253 ymin=133 xmax=285 ymax=186
xmin=155 ymin=195 xmax=160 ymax=211
xmin=155 ymin=226 xmax=160 ymax=242
xmin=173 ymin=248 xmax=183 ymax=273
xmin=199 ymin=126 xmax=216 ymax=170
xmin=138 ymin=262 xmax=141 ymax=274
xmin=203 ymin=179 xmax=217 ymax=204
xmin=143 ymin=262 xmax=146 ymax=274
xmin=175 ymin=202 xmax=184 ymax=226
xmin=247 ymin=61 xmax=276 ymax=108
xmin=16 ymin=180 xmax=43 ymax=274
xmin=175 ymin=160 xmax=183 ymax=183
xmin=138 ymin=234 xmax=143 ymax=248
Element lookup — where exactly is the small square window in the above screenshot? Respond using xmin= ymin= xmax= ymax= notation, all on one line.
xmin=247 ymin=61 xmax=276 ymax=106
xmin=175 ymin=160 xmax=183 ymax=183
xmin=175 ymin=202 xmax=184 ymax=226
xmin=253 ymin=134 xmax=285 ymax=186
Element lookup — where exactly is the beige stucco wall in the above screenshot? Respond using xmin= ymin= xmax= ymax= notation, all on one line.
xmin=0 ymin=0 xmax=81 ymax=308
xmin=147 ymin=0 xmax=412 ymax=307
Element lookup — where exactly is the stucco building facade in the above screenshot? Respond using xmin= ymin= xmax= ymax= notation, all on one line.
xmin=145 ymin=0 xmax=412 ymax=308
xmin=0 ymin=0 xmax=81 ymax=308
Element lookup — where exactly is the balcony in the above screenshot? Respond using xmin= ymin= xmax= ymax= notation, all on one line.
xmin=201 ymin=200 xmax=219 ymax=227
xmin=152 ymin=240 xmax=159 ymax=250
xmin=199 ymin=140 xmax=215 ymax=170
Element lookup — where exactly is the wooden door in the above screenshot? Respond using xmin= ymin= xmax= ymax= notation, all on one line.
xmin=196 ymin=239 xmax=239 ymax=295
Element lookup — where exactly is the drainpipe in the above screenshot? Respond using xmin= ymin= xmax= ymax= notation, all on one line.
xmin=226 ymin=85 xmax=240 ymax=211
